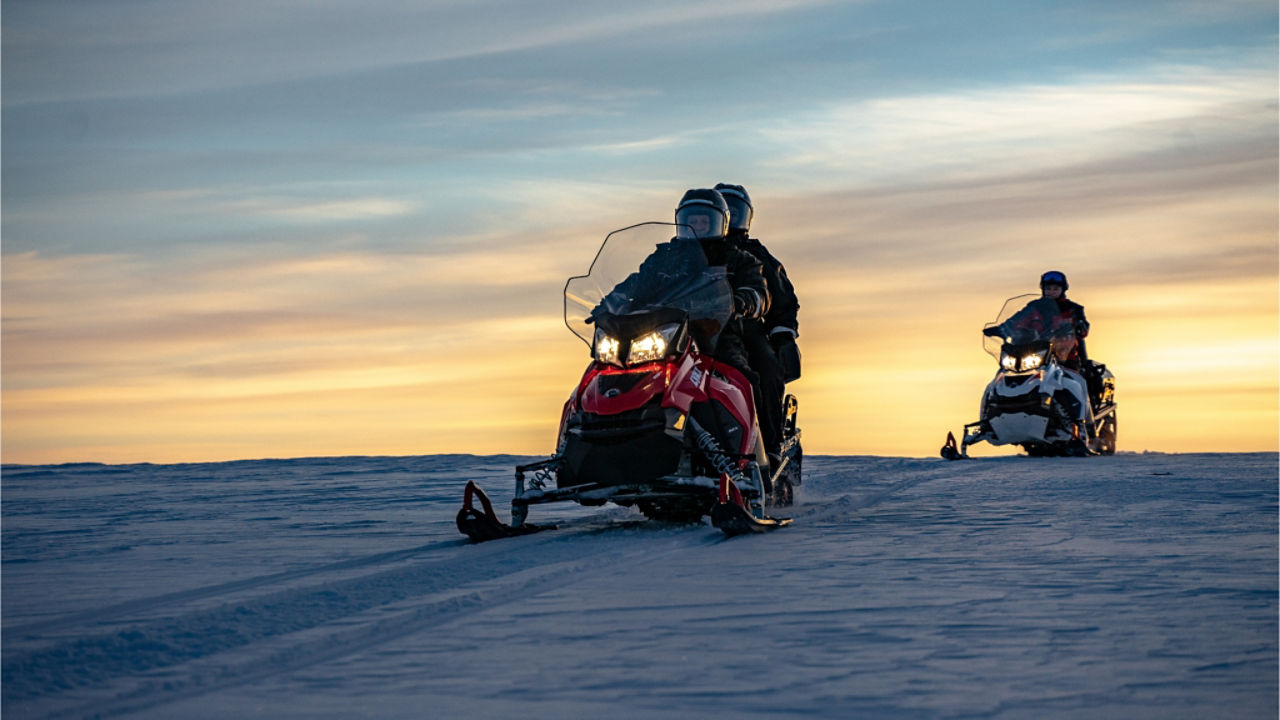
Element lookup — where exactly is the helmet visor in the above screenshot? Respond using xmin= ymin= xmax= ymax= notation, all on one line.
xmin=675 ymin=204 xmax=726 ymax=239
xmin=1040 ymin=271 xmax=1066 ymax=287
xmin=721 ymin=194 xmax=753 ymax=231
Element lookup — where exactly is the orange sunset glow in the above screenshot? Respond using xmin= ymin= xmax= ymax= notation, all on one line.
xmin=4 ymin=3 xmax=1277 ymax=464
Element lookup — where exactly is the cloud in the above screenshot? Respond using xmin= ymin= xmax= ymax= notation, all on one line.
xmin=0 ymin=241 xmax=575 ymax=382
xmin=226 ymin=196 xmax=416 ymax=222
xmin=4 ymin=0 xmax=841 ymax=104
xmin=758 ymin=63 xmax=1276 ymax=188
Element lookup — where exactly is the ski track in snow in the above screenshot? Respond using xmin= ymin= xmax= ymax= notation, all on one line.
xmin=2 ymin=453 xmax=1276 ymax=719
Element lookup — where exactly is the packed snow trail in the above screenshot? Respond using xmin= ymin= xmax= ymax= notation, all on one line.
xmin=3 ymin=453 xmax=1275 ymax=719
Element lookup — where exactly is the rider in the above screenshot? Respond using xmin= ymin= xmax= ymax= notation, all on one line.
xmin=714 ymin=182 xmax=800 ymax=463
xmin=600 ymin=189 xmax=769 ymax=379
xmin=671 ymin=188 xmax=770 ymax=380
xmin=1041 ymin=271 xmax=1089 ymax=367
xmin=985 ymin=270 xmax=1089 ymax=370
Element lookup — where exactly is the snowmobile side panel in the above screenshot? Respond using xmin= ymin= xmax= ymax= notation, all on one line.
xmin=703 ymin=360 xmax=758 ymax=457
xmin=663 ymin=352 xmax=709 ymax=412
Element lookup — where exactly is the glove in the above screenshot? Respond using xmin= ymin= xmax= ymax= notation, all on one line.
xmin=771 ymin=330 xmax=801 ymax=382
xmin=982 ymin=326 xmax=1003 ymax=337
xmin=733 ymin=289 xmax=761 ymax=320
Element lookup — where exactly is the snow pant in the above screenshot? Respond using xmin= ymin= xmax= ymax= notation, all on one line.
xmin=741 ymin=323 xmax=785 ymax=458
xmin=713 ymin=330 xmax=758 ymax=394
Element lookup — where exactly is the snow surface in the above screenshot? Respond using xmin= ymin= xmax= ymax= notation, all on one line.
xmin=3 ymin=453 xmax=1276 ymax=719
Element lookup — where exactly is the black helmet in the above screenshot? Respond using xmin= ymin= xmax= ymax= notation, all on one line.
xmin=714 ymin=182 xmax=753 ymax=232
xmin=1040 ymin=270 xmax=1068 ymax=291
xmin=675 ymin=188 xmax=729 ymax=240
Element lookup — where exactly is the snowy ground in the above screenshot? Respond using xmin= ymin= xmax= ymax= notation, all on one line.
xmin=2 ymin=452 xmax=1276 ymax=719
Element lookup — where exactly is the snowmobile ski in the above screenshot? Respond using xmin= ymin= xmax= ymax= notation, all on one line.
xmin=710 ymin=502 xmax=793 ymax=535
xmin=710 ymin=475 xmax=791 ymax=536
xmin=456 ymin=481 xmax=553 ymax=543
xmin=940 ymin=431 xmax=968 ymax=461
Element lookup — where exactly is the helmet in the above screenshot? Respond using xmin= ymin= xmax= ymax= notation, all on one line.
xmin=675 ymin=188 xmax=729 ymax=240
xmin=714 ymin=182 xmax=753 ymax=232
xmin=1040 ymin=270 xmax=1068 ymax=291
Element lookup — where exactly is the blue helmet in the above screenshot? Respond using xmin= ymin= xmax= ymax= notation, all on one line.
xmin=1040 ymin=270 xmax=1068 ymax=291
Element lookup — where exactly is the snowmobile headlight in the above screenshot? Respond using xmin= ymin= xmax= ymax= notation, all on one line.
xmin=1001 ymin=348 xmax=1047 ymax=372
xmin=627 ymin=323 xmax=681 ymax=365
xmin=627 ymin=331 xmax=667 ymax=365
xmin=594 ymin=328 xmax=621 ymax=366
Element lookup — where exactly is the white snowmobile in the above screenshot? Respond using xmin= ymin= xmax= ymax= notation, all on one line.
xmin=942 ymin=294 xmax=1116 ymax=459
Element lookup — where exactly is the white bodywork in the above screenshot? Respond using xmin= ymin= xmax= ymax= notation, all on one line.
xmin=981 ymin=364 xmax=1092 ymax=446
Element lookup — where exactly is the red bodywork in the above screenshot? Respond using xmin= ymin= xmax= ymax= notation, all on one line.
xmin=558 ymin=344 xmax=758 ymax=460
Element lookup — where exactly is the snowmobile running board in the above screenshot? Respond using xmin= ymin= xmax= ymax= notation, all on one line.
xmin=941 ymin=408 xmax=1117 ymax=460
xmin=458 ymin=459 xmax=791 ymax=542
xmin=456 ymin=481 xmax=553 ymax=543
xmin=709 ymin=475 xmax=792 ymax=536
xmin=458 ymin=473 xmax=790 ymax=541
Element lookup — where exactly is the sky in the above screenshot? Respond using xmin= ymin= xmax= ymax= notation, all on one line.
xmin=3 ymin=0 xmax=1277 ymax=464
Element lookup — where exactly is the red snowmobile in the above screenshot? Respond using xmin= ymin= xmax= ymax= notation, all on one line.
xmin=457 ymin=222 xmax=801 ymax=541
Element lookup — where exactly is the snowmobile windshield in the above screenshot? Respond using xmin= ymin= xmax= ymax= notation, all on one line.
xmin=564 ymin=222 xmax=734 ymax=352
xmin=982 ymin=293 xmax=1079 ymax=358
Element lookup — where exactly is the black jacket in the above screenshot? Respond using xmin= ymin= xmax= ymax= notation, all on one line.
xmin=698 ymin=236 xmax=769 ymax=317
xmin=599 ymin=237 xmax=767 ymax=359
xmin=1007 ymin=297 xmax=1088 ymax=339
xmin=729 ymin=232 xmax=798 ymax=337
xmin=608 ymin=237 xmax=767 ymax=311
